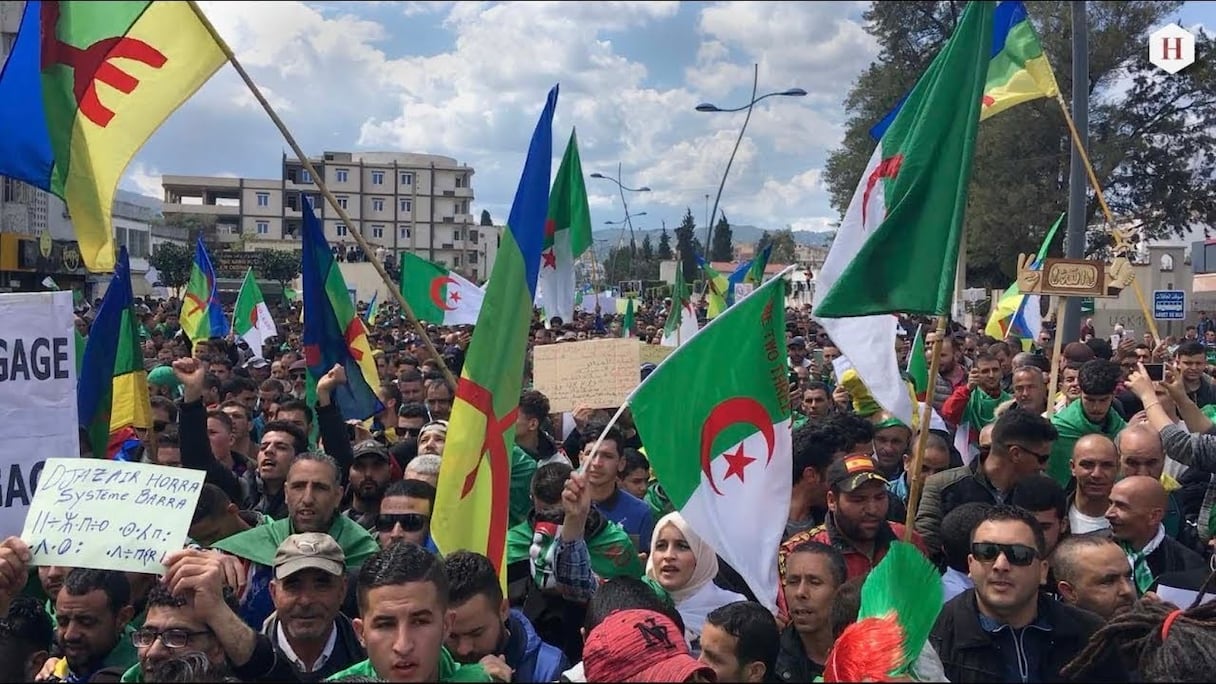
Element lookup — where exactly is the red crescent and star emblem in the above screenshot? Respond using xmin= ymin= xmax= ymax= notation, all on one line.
xmin=699 ymin=397 xmax=776 ymax=496
xmin=429 ymin=275 xmax=460 ymax=312
xmin=541 ymin=219 xmax=558 ymax=269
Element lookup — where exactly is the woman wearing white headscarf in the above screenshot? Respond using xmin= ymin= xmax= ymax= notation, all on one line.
xmin=646 ymin=511 xmax=748 ymax=656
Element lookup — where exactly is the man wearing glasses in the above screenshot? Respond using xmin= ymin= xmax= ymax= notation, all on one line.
xmin=915 ymin=409 xmax=1058 ymax=559
xmin=375 ymin=479 xmax=438 ymax=553
xmin=930 ymin=505 xmax=1129 ymax=683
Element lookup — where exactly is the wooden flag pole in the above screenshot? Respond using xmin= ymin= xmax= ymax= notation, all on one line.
xmin=1053 ymin=93 xmax=1159 ymax=342
xmin=188 ymin=1 xmax=458 ymax=390
xmin=1044 ymin=296 xmax=1069 ymax=418
xmin=903 ymin=315 xmax=947 ymax=540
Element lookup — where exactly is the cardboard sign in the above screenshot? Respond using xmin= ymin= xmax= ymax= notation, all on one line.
xmin=21 ymin=459 xmax=205 ymax=575
xmin=533 ymin=338 xmax=639 ymax=412
xmin=639 ymin=343 xmax=675 ymax=366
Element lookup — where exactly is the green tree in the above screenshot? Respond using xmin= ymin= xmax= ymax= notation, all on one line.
xmin=657 ymin=223 xmax=674 ymax=260
xmin=164 ymin=214 xmax=217 ymax=245
xmin=768 ymin=227 xmax=798 ymax=264
xmin=255 ymin=249 xmax=301 ymax=292
xmin=823 ymin=1 xmax=1216 ymax=288
xmin=710 ymin=213 xmax=733 ymax=261
xmin=674 ymin=208 xmax=701 ymax=283
xmin=480 ymin=209 xmax=493 ymax=226
xmin=641 ymin=234 xmax=655 ymax=262
xmin=148 ymin=242 xmax=194 ymax=295
xmin=755 ymin=230 xmax=772 ymax=260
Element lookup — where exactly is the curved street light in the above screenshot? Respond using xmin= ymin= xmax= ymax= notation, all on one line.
xmin=591 ymin=163 xmax=651 ymax=281
xmin=697 ymin=63 xmax=806 ymax=258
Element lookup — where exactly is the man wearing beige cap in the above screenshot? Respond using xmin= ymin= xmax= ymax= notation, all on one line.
xmin=265 ymin=533 xmax=365 ymax=680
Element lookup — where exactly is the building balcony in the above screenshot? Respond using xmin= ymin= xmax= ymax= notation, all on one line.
xmin=162 ymin=202 xmax=239 ymax=217
xmin=454 ymin=187 xmax=474 ymax=199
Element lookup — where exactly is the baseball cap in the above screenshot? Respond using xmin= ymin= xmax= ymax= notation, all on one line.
xmin=353 ymin=439 xmax=391 ymax=462
xmin=289 ymin=359 xmax=307 ymax=371
xmin=273 ymin=533 xmax=345 ymax=580
xmin=584 ymin=609 xmax=713 ymax=683
xmin=788 ymin=336 xmax=807 ymax=348
xmin=826 ymin=454 xmax=889 ymax=493
xmin=243 ymin=357 xmax=270 ymax=369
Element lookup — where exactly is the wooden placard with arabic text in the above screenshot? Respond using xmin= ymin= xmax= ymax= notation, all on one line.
xmin=1017 ymin=257 xmax=1111 ymax=298
xmin=532 ymin=338 xmax=639 ymax=412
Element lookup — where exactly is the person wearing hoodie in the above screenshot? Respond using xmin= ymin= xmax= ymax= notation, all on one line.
xmin=443 ymin=551 xmax=568 ymax=682
xmin=1048 ymin=359 xmax=1126 ymax=486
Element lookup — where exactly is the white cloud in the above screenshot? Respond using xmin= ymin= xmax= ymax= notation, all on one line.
xmin=125 ymin=1 xmax=877 ymax=246
xmin=123 ymin=162 xmax=164 ymax=198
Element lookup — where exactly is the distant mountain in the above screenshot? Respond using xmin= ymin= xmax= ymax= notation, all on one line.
xmin=588 ymin=223 xmax=833 ymax=258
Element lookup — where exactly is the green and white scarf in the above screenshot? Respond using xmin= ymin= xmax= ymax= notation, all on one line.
xmin=1120 ymin=525 xmax=1165 ymax=595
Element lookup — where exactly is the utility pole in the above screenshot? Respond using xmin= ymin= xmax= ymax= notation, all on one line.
xmin=1062 ymin=1 xmax=1089 ymax=345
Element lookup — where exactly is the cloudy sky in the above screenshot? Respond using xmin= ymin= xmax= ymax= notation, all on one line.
xmin=121 ymin=1 xmax=1212 ymax=240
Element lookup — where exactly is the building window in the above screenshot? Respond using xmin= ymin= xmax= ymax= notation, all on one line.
xmin=399 ymin=198 xmax=412 ymax=213
xmin=256 ymin=221 xmax=269 ymax=235
xmin=469 ymin=229 xmax=479 ymax=244
xmin=336 ymin=169 xmax=349 ymax=183
xmin=256 ymin=192 xmax=269 ymax=207
xmin=301 ymin=169 xmax=312 ymax=183
xmin=372 ymin=225 xmax=384 ymax=239
xmin=455 ymin=175 xmax=465 ymax=188
xmin=400 ymin=226 xmax=411 ymax=239
xmin=372 ymin=170 xmax=385 ymax=185
xmin=468 ymin=252 xmax=478 ymax=264
xmin=306 ymin=195 xmax=319 ymax=209
xmin=336 ymin=196 xmax=348 ymax=209
xmin=453 ymin=255 xmax=461 ymax=267
xmin=337 ymin=224 xmax=348 ymax=237
xmin=399 ymin=172 xmax=413 ymax=186
xmin=372 ymin=197 xmax=384 ymax=212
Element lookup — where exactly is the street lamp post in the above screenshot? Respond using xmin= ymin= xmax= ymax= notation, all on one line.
xmin=696 ymin=63 xmax=806 ymax=257
xmin=590 ymin=164 xmax=651 ymax=278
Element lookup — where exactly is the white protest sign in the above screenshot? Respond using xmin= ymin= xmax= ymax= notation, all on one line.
xmin=21 ymin=458 xmax=205 ymax=574
xmin=0 ymin=292 xmax=78 ymax=539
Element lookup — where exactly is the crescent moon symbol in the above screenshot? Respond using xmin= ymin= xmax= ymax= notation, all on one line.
xmin=699 ymin=397 xmax=776 ymax=496
xmin=429 ymin=276 xmax=459 ymax=311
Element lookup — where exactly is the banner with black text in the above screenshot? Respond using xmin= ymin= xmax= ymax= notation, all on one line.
xmin=0 ymin=292 xmax=78 ymax=538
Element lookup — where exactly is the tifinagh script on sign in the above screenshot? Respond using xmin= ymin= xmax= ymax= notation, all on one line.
xmin=20 ymin=458 xmax=205 ymax=575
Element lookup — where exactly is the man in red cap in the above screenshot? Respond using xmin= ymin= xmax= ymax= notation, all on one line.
xmin=583 ymin=609 xmax=715 ymax=683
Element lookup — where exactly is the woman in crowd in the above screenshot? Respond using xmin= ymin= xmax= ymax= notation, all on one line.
xmin=645 ymin=512 xmax=749 ymax=656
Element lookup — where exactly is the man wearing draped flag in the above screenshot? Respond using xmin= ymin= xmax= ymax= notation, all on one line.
xmin=432 ymin=86 xmax=558 ymax=588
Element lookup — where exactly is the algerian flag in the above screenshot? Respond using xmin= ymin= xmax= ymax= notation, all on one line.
xmin=812 ymin=0 xmax=991 ymax=426
xmin=400 ymin=251 xmax=484 ymax=325
xmin=233 ymin=269 xmax=276 ymax=358
xmin=631 ymin=269 xmax=793 ymax=610
xmin=661 ymin=261 xmax=698 ymax=348
xmin=620 ymin=297 xmax=635 ymax=338
xmin=537 ymin=129 xmax=592 ymax=324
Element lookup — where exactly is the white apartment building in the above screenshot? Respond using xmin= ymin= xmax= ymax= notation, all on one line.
xmin=162 ymin=151 xmax=489 ymax=280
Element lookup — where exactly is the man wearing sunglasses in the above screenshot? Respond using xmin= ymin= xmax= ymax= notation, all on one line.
xmin=375 ymin=479 xmax=438 ymax=553
xmin=916 ymin=410 xmax=1059 ymax=559
xmin=930 ymin=505 xmax=1129 ymax=683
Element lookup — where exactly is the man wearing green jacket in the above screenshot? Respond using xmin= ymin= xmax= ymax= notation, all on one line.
xmin=211 ymin=453 xmax=380 ymax=630
xmin=327 ymin=542 xmax=490 ymax=682
xmin=1049 ymin=359 xmax=1126 ymax=486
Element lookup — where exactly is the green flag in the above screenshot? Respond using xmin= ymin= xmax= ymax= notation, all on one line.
xmin=620 ymin=297 xmax=635 ymax=338
xmin=538 ymin=129 xmax=592 ymax=323
xmin=233 ymin=269 xmax=277 ymax=358
xmin=813 ymin=0 xmax=993 ymax=318
xmin=661 ymin=261 xmax=699 ymax=347
xmin=630 ymin=270 xmax=792 ymax=610
xmin=400 ymin=251 xmax=485 ymax=325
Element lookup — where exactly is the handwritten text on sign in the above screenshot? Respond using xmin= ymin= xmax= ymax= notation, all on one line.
xmin=21 ymin=459 xmax=204 ymax=575
xmin=533 ymin=338 xmax=640 ymax=412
